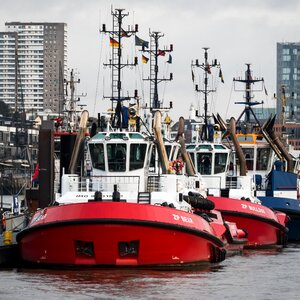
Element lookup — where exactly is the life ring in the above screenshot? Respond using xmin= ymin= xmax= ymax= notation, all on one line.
xmin=171 ymin=159 xmax=184 ymax=173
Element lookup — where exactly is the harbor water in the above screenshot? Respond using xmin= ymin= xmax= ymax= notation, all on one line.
xmin=1 ymin=243 xmax=300 ymax=300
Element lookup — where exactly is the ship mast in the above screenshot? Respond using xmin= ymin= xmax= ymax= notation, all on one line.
xmin=191 ymin=47 xmax=220 ymax=141
xmin=63 ymin=69 xmax=81 ymax=132
xmin=13 ymin=37 xmax=28 ymax=162
xmin=233 ymin=63 xmax=264 ymax=128
xmin=142 ymin=31 xmax=173 ymax=111
xmin=101 ymin=8 xmax=138 ymax=129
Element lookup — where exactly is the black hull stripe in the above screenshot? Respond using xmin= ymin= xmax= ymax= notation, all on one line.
xmin=219 ymin=210 xmax=288 ymax=232
xmin=230 ymin=238 xmax=248 ymax=245
xmin=17 ymin=218 xmax=225 ymax=247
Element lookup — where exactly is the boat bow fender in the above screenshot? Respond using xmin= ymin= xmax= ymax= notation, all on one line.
xmin=275 ymin=211 xmax=290 ymax=227
xmin=209 ymin=220 xmax=227 ymax=238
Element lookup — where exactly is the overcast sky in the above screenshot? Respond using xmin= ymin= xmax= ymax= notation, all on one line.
xmin=1 ymin=0 xmax=300 ymax=122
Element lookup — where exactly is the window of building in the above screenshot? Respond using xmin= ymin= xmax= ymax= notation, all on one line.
xmin=6 ymin=147 xmax=11 ymax=156
xmin=282 ymin=68 xmax=291 ymax=74
xmin=283 ymin=55 xmax=291 ymax=61
xmin=282 ymin=48 xmax=290 ymax=55
xmin=282 ymin=74 xmax=290 ymax=80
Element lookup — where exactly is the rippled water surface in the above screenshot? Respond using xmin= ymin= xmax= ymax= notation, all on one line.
xmin=1 ymin=244 xmax=300 ymax=300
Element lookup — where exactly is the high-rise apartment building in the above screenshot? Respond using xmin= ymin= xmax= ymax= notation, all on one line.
xmin=0 ymin=22 xmax=67 ymax=119
xmin=276 ymin=42 xmax=300 ymax=149
xmin=0 ymin=31 xmax=18 ymax=112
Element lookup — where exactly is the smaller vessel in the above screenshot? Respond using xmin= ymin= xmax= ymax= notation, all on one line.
xmin=187 ymin=50 xmax=289 ymax=248
xmin=187 ymin=138 xmax=289 ymax=248
xmin=225 ymin=64 xmax=300 ymax=241
xmin=0 ymin=196 xmax=27 ymax=267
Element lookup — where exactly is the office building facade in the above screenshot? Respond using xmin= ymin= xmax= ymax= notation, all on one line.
xmin=277 ymin=42 xmax=300 ymax=149
xmin=0 ymin=22 xmax=67 ymax=119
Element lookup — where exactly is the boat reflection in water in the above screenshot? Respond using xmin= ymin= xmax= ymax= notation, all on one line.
xmin=3 ymin=245 xmax=299 ymax=300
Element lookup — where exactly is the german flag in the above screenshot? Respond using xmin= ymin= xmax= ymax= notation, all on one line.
xmin=142 ymin=54 xmax=149 ymax=64
xmin=109 ymin=37 xmax=119 ymax=47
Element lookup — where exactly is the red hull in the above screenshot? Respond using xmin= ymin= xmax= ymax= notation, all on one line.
xmin=208 ymin=196 xmax=288 ymax=248
xmin=17 ymin=202 xmax=226 ymax=267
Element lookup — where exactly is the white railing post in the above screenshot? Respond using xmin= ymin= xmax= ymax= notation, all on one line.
xmin=86 ymin=178 xmax=90 ymax=192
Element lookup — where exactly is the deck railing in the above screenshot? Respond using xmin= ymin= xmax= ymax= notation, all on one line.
xmin=147 ymin=175 xmax=162 ymax=192
xmin=70 ymin=175 xmax=141 ymax=193
xmin=226 ymin=176 xmax=238 ymax=189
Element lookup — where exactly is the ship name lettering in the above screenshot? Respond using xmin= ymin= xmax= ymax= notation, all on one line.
xmin=180 ymin=216 xmax=193 ymax=224
xmin=240 ymin=203 xmax=265 ymax=214
xmin=172 ymin=214 xmax=193 ymax=223
xmin=248 ymin=205 xmax=265 ymax=214
xmin=173 ymin=214 xmax=180 ymax=221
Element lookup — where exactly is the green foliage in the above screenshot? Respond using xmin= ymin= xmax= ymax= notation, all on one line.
xmin=0 ymin=100 xmax=11 ymax=117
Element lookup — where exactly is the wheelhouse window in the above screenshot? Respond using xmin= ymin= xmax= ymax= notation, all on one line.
xmin=214 ymin=153 xmax=228 ymax=174
xmin=243 ymin=148 xmax=254 ymax=171
xmin=256 ymin=148 xmax=271 ymax=171
xmin=130 ymin=144 xmax=147 ymax=170
xmin=165 ymin=145 xmax=172 ymax=160
xmin=197 ymin=153 xmax=212 ymax=175
xmin=149 ymin=145 xmax=156 ymax=169
xmin=89 ymin=143 xmax=105 ymax=170
xmin=107 ymin=143 xmax=127 ymax=172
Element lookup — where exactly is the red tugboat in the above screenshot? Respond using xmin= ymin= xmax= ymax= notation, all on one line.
xmin=186 ymin=49 xmax=289 ymax=248
xmin=17 ymin=201 xmax=227 ymax=267
xmin=17 ymin=110 xmax=233 ymax=267
xmin=16 ymin=9 xmax=247 ymax=268
xmin=186 ymin=136 xmax=288 ymax=248
xmin=207 ymin=196 xmax=288 ymax=248
xmin=187 ymin=129 xmax=289 ymax=248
